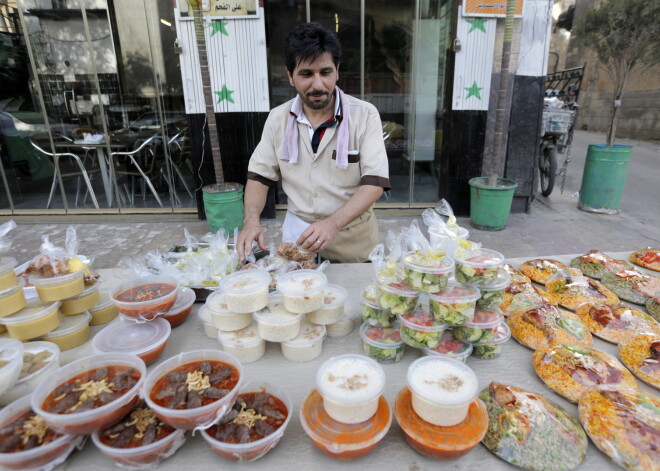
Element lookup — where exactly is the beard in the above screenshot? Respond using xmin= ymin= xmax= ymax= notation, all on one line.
xmin=300 ymin=90 xmax=332 ymax=110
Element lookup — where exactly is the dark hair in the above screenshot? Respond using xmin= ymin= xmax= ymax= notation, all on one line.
xmin=284 ymin=22 xmax=341 ymax=73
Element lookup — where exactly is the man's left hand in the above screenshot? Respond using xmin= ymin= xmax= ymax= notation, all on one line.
xmin=297 ymin=219 xmax=340 ymax=253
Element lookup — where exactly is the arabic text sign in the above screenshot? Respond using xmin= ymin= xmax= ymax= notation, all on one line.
xmin=179 ymin=0 xmax=259 ymax=18
xmin=463 ymin=0 xmax=524 ymax=17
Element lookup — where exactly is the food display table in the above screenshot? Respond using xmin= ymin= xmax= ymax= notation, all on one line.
xmin=54 ymin=252 xmax=654 ymax=470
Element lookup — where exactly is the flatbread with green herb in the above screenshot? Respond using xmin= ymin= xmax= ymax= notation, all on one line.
xmin=519 ymin=259 xmax=581 ymax=285
xmin=601 ymin=270 xmax=660 ymax=305
xmin=569 ymin=250 xmax=633 ymax=280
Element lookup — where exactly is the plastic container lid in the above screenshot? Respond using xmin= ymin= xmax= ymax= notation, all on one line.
xmin=429 ymin=226 xmax=469 ymax=238
xmin=62 ymin=283 xmax=99 ymax=301
xmin=423 ymin=331 xmax=473 ymax=360
xmin=465 ymin=307 xmax=504 ymax=328
xmin=407 ymin=356 xmax=479 ymax=406
xmin=93 ymin=317 xmax=171 ymax=357
xmin=0 ymin=338 xmax=24 ymax=395
xmin=0 ymin=299 xmax=61 ymax=325
xmin=468 ymin=270 xmax=511 ymax=291
xmin=16 ymin=341 xmax=60 ymax=383
xmin=218 ymin=323 xmax=263 ymax=348
xmin=90 ymin=291 xmax=113 ymax=312
xmin=321 ymin=284 xmax=348 ymax=309
xmin=454 ymin=248 xmax=505 ymax=267
xmin=472 ymin=321 xmax=511 ymax=345
xmin=377 ymin=281 xmax=418 ymax=297
xmin=30 ymin=269 xmax=85 ymax=286
xmin=0 ymin=256 xmax=17 ymax=274
xmin=110 ymin=275 xmax=179 ymax=308
xmin=42 ymin=312 xmax=91 ymax=339
xmin=198 ymin=305 xmax=213 ymax=324
xmin=165 ymin=286 xmax=195 ymax=316
xmin=253 ymin=295 xmax=304 ymax=324
xmin=0 ymin=278 xmax=25 ymax=298
xmin=359 ymin=322 xmax=405 ymax=349
xmin=276 ymin=269 xmax=328 ymax=296
xmin=361 ymin=283 xmax=381 ymax=306
xmin=398 ymin=310 xmax=447 ymax=332
xmin=429 ymin=282 xmax=480 ymax=304
xmin=316 ymin=354 xmax=386 ymax=404
xmin=205 ymin=291 xmax=230 ymax=315
xmin=282 ymin=320 xmax=326 ymax=347
xmin=218 ymin=269 xmax=270 ymax=294
xmin=402 ymin=252 xmax=455 ymax=273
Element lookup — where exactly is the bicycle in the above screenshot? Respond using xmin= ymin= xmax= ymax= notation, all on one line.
xmin=538 ymin=100 xmax=578 ymax=196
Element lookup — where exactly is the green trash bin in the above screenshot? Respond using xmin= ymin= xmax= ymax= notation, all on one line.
xmin=469 ymin=177 xmax=518 ymax=231
xmin=578 ymin=144 xmax=632 ymax=214
xmin=202 ymin=182 xmax=244 ymax=234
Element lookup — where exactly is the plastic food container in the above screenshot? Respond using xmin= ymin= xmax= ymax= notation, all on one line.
xmin=40 ymin=312 xmax=91 ymax=351
xmin=402 ymin=252 xmax=455 ymax=293
xmin=306 ymin=284 xmax=348 ymax=325
xmin=111 ymin=275 xmax=179 ymax=322
xmin=198 ymin=306 xmax=219 ymax=339
xmin=59 ymin=284 xmax=100 ymax=315
xmin=143 ymin=350 xmax=243 ymax=430
xmin=361 ymin=283 xmax=393 ymax=327
xmin=253 ymin=295 xmax=304 ymax=342
xmin=300 ymin=389 xmax=391 ymax=461
xmin=407 ymin=356 xmax=479 ymax=426
xmin=0 ymin=339 xmax=24 ymax=397
xmin=398 ymin=309 xmax=447 ymax=349
xmin=471 ymin=322 xmax=511 ymax=360
xmin=471 ymin=270 xmax=510 ymax=310
xmin=31 ymin=269 xmax=86 ymax=302
xmin=201 ymin=381 xmax=292 ymax=462
xmin=218 ymin=323 xmax=266 ymax=364
xmin=0 ymin=395 xmax=84 ymax=471
xmin=452 ymin=307 xmax=504 ymax=344
xmin=326 ymin=304 xmax=359 ymax=338
xmin=205 ymin=291 xmax=253 ymax=332
xmin=92 ymin=318 xmax=171 ymax=366
xmin=0 ymin=256 xmax=18 ymax=290
xmin=428 ymin=226 xmax=469 ymax=257
xmin=428 ymin=283 xmax=480 ymax=326
xmin=0 ymin=300 xmax=61 ymax=340
xmin=454 ymin=249 xmax=505 ymax=286
xmin=360 ymin=322 xmax=405 ymax=363
xmin=162 ymin=286 xmax=195 ymax=328
xmin=88 ymin=291 xmax=119 ymax=326
xmin=219 ymin=269 xmax=270 ymax=314
xmin=31 ymin=353 xmax=146 ymax=435
xmin=0 ymin=281 xmax=26 ymax=318
xmin=276 ymin=269 xmax=328 ymax=314
xmin=0 ymin=341 xmax=60 ymax=406
xmin=376 ymin=282 xmax=419 ymax=316
xmin=316 ymin=354 xmax=386 ymax=424
xmin=281 ymin=321 xmax=326 ymax=362
xmin=422 ymin=331 xmax=473 ymax=363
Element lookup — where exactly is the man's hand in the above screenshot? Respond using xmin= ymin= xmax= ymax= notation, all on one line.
xmin=237 ymin=219 xmax=266 ymax=261
xmin=297 ymin=218 xmax=340 ymax=253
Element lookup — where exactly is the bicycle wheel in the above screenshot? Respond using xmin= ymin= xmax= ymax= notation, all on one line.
xmin=539 ymin=145 xmax=557 ymax=197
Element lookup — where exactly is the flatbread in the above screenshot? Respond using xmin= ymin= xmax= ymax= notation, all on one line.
xmin=574 ymin=302 xmax=660 ymax=344
xmin=647 ymin=297 xmax=660 ymax=323
xmin=519 ymin=259 xmax=581 ymax=285
xmin=601 ymin=270 xmax=660 ymax=305
xmin=618 ymin=333 xmax=660 ymax=389
xmin=629 ymin=247 xmax=660 ymax=272
xmin=544 ymin=275 xmax=619 ymax=311
xmin=569 ymin=250 xmax=633 ymax=280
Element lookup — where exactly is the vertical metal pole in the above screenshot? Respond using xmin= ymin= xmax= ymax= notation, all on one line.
xmin=408 ymin=0 xmax=421 ymax=206
xmin=306 ymin=0 xmax=310 ymax=23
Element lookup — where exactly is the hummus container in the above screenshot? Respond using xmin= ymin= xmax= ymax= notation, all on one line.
xmin=306 ymin=284 xmax=348 ymax=325
xmin=31 ymin=353 xmax=146 ymax=435
xmin=31 ymin=269 xmax=85 ymax=302
xmin=163 ymin=286 xmax=195 ymax=328
xmin=40 ymin=312 xmax=91 ymax=351
xmin=143 ymin=350 xmax=243 ymax=430
xmin=92 ymin=318 xmax=171 ymax=366
xmin=0 ymin=394 xmax=85 ymax=471
xmin=470 ymin=270 xmax=510 ymax=310
xmin=0 ymin=300 xmax=61 ymax=340
xmin=198 ymin=306 xmax=219 ymax=339
xmin=316 ymin=354 xmax=386 ymax=424
xmin=407 ymin=356 xmax=479 ymax=426
xmin=276 ymin=269 xmax=328 ymax=314
xmin=422 ymin=331 xmax=473 ymax=363
xmin=0 ymin=341 xmax=60 ymax=406
xmin=59 ymin=284 xmax=100 ymax=315
xmin=0 ymin=338 xmax=24 ymax=396
xmin=376 ymin=282 xmax=420 ymax=316
xmin=326 ymin=304 xmax=359 ymax=338
xmin=402 ymin=252 xmax=455 ymax=293
xmin=0 ymin=281 xmax=26 ymax=318
xmin=452 ymin=307 xmax=504 ymax=344
xmin=454 ymin=248 xmax=505 ymax=286
xmin=111 ymin=275 xmax=179 ymax=323
xmin=428 ymin=282 xmax=480 ymax=326
xmin=253 ymin=295 xmax=304 ymax=342
xmin=0 ymin=256 xmax=18 ymax=290
xmin=280 ymin=321 xmax=326 ymax=362
xmin=360 ymin=322 xmax=405 ymax=363
xmin=218 ymin=269 xmax=270 ymax=314
xmin=205 ymin=291 xmax=252 ymax=332
xmin=88 ymin=291 xmax=119 ymax=326
xmin=217 ymin=323 xmax=266 ymax=364
xmin=201 ymin=381 xmax=292 ymax=462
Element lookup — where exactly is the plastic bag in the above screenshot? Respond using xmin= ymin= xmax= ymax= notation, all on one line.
xmin=422 ymin=200 xmax=468 ymax=256
xmin=27 ymin=227 xmax=92 ymax=279
xmin=0 ymin=220 xmax=16 ymax=254
xmin=401 ymin=220 xmax=446 ymax=267
xmin=371 ymin=231 xmax=407 ymax=287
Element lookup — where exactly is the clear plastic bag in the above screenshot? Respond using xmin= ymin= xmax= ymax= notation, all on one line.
xmin=0 ymin=220 xmax=16 ymax=254
xmin=370 ymin=231 xmax=407 ymax=287
xmin=422 ymin=200 xmax=469 ymax=256
xmin=27 ymin=227 xmax=92 ymax=279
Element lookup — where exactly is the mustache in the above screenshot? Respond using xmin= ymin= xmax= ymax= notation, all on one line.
xmin=307 ymin=91 xmax=329 ymax=97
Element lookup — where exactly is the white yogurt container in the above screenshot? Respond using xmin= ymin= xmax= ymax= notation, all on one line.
xmin=280 ymin=321 xmax=326 ymax=362
xmin=252 ymin=295 xmax=304 ymax=342
xmin=205 ymin=291 xmax=252 ymax=332
xmin=316 ymin=354 xmax=386 ymax=424
xmin=306 ymin=284 xmax=348 ymax=325
xmin=217 ymin=323 xmax=266 ymax=364
xmin=198 ymin=306 xmax=219 ymax=339
xmin=326 ymin=303 xmax=359 ymax=338
xmin=218 ymin=269 xmax=270 ymax=313
xmin=407 ymin=356 xmax=479 ymax=426
xmin=276 ymin=270 xmax=328 ymax=314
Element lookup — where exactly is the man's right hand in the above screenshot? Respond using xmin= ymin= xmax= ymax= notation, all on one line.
xmin=237 ymin=219 xmax=266 ymax=261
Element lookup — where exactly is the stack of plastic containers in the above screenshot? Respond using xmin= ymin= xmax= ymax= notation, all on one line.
xmin=0 ymin=256 xmax=27 ymax=336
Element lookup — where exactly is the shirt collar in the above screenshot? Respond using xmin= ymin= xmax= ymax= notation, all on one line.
xmin=290 ymin=86 xmax=342 ymax=123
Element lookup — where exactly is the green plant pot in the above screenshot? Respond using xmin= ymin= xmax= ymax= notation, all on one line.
xmin=202 ymin=182 xmax=244 ymax=234
xmin=578 ymin=144 xmax=632 ymax=214
xmin=469 ymin=177 xmax=518 ymax=231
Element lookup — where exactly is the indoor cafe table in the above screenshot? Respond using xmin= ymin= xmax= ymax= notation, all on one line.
xmin=41 ymin=253 xmax=656 ymax=470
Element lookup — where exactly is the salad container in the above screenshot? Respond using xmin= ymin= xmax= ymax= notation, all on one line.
xmin=276 ymin=269 xmax=328 ymax=314
xmin=59 ymin=284 xmax=100 ymax=315
xmin=361 ymin=284 xmax=393 ymax=327
xmin=376 ymin=282 xmax=419 ymax=317
xmin=452 ymin=307 xmax=503 ymax=344
xmin=219 ymin=269 xmax=270 ymax=314
xmin=422 ymin=331 xmax=472 ymax=363
xmin=471 ymin=322 xmax=511 ymax=359
xmin=402 ymin=251 xmax=454 ymax=293
xmin=471 ymin=270 xmax=510 ymax=310
xmin=428 ymin=283 xmax=480 ymax=326
xmin=40 ymin=312 xmax=91 ymax=351
xmin=0 ymin=300 xmax=61 ymax=340
xmin=217 ymin=323 xmax=266 ymax=364
xmin=398 ymin=309 xmax=447 ymax=349
xmin=454 ymin=249 xmax=505 ymax=286
xmin=306 ymin=284 xmax=348 ymax=325
xmin=0 ymin=341 xmax=60 ymax=406
xmin=92 ymin=318 xmax=171 ymax=366
xmin=359 ymin=322 xmax=405 ymax=363
xmin=111 ymin=275 xmax=179 ymax=322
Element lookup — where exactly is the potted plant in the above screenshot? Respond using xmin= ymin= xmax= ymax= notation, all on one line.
xmin=573 ymin=0 xmax=660 ymax=213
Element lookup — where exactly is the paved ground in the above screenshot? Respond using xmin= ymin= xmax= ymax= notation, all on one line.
xmin=3 ymin=130 xmax=658 ymax=268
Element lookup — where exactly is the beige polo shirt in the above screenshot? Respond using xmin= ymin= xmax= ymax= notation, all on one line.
xmin=247 ymin=92 xmax=390 ymax=222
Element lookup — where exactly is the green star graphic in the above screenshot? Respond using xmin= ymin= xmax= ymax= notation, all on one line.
xmin=464 ymin=81 xmax=483 ymax=100
xmin=467 ymin=18 xmax=487 ymax=34
xmin=210 ymin=20 xmax=229 ymax=36
xmin=214 ymin=85 xmax=235 ymax=104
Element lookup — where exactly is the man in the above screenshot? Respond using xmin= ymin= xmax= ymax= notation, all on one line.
xmin=236 ymin=22 xmax=389 ymax=263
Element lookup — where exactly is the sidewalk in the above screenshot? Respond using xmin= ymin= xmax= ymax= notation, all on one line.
xmin=5 ymin=131 xmax=658 ymax=268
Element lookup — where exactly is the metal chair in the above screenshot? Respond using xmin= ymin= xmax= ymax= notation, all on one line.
xmin=29 ymin=138 xmax=100 ymax=209
xmin=164 ymin=129 xmax=193 ymax=199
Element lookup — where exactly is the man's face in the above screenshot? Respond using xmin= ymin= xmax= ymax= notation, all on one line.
xmin=287 ymin=52 xmax=339 ymax=111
